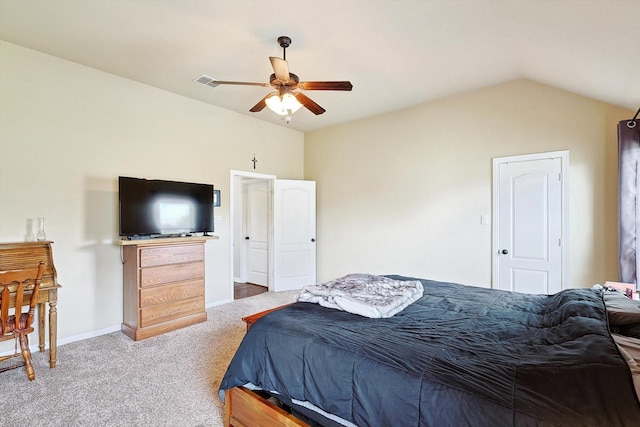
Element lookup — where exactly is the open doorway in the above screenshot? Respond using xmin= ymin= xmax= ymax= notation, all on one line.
xmin=230 ymin=171 xmax=318 ymax=300
xmin=230 ymin=170 xmax=275 ymax=300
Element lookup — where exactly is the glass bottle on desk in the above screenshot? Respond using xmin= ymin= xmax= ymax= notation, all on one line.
xmin=36 ymin=217 xmax=46 ymax=241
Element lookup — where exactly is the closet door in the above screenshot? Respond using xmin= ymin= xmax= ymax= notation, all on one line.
xmin=494 ymin=154 xmax=565 ymax=294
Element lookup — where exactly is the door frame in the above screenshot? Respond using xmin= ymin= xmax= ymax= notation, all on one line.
xmin=491 ymin=150 xmax=569 ymax=290
xmin=230 ymin=170 xmax=276 ymax=299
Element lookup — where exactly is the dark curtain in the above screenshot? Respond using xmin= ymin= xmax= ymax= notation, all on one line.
xmin=618 ymin=119 xmax=640 ymax=284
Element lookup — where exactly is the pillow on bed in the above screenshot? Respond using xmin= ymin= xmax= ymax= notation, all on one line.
xmin=604 ymin=290 xmax=640 ymax=337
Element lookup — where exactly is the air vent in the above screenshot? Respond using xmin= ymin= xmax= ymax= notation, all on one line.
xmin=193 ymin=75 xmax=219 ymax=88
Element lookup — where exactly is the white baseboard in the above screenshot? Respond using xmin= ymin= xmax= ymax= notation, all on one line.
xmin=58 ymin=324 xmax=122 ymax=347
xmin=2 ymin=301 xmax=234 ymax=357
xmin=206 ymin=298 xmax=232 ymax=308
xmin=0 ymin=324 xmax=121 ymax=358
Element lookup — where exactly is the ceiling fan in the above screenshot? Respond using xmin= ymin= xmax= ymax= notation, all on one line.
xmin=195 ymin=36 xmax=353 ymax=117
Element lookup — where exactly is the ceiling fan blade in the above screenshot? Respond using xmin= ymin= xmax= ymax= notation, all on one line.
xmin=298 ymin=81 xmax=353 ymax=91
xmin=194 ymin=74 xmax=269 ymax=88
xmin=249 ymin=94 xmax=270 ymax=112
xmin=269 ymin=57 xmax=290 ymax=82
xmin=294 ymin=92 xmax=326 ymax=115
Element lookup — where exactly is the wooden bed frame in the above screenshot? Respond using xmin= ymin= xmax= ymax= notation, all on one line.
xmin=225 ymin=304 xmax=309 ymax=427
xmin=224 ymin=387 xmax=309 ymax=427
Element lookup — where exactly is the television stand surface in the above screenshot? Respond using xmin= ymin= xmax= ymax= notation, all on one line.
xmin=118 ymin=236 xmax=219 ymax=245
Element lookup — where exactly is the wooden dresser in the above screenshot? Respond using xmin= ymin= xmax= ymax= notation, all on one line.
xmin=119 ymin=238 xmax=210 ymax=340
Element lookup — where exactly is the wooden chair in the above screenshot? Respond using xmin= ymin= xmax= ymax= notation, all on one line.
xmin=0 ymin=261 xmax=45 ymax=381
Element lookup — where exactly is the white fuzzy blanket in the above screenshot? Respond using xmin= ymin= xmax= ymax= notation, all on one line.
xmin=295 ymin=274 xmax=424 ymax=318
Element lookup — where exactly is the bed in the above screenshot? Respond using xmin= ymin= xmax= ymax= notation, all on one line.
xmin=219 ymin=275 xmax=640 ymax=426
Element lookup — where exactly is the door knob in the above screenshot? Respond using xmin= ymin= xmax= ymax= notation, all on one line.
xmin=311 ymin=238 xmax=316 ymax=242
xmin=501 ymin=249 xmax=509 ymax=255
xmin=245 ymin=236 xmax=250 ymax=240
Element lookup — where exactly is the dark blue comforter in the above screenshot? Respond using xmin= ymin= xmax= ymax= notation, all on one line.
xmin=219 ymin=276 xmax=640 ymax=426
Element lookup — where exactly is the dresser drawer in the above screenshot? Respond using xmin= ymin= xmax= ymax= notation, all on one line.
xmin=140 ymin=280 xmax=204 ymax=308
xmin=140 ymin=244 xmax=203 ymax=268
xmin=140 ymin=262 xmax=203 ymax=287
xmin=140 ymin=295 xmax=205 ymax=328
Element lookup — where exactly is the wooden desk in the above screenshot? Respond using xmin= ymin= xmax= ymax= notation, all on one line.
xmin=0 ymin=241 xmax=61 ymax=368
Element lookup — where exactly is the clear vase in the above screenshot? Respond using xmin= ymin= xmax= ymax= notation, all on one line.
xmin=36 ymin=217 xmax=47 ymax=241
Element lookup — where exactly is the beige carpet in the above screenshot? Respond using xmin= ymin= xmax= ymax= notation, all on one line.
xmin=0 ymin=290 xmax=298 ymax=427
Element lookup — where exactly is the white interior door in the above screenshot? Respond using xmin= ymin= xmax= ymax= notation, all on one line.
xmin=273 ymin=180 xmax=316 ymax=291
xmin=493 ymin=152 xmax=567 ymax=294
xmin=245 ymin=180 xmax=269 ymax=286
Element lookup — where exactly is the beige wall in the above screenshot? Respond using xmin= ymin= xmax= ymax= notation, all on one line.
xmin=1 ymin=40 xmax=633 ymax=351
xmin=0 ymin=41 xmax=303 ymax=349
xmin=305 ymin=79 xmax=631 ymax=288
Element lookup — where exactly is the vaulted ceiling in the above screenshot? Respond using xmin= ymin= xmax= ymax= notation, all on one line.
xmin=1 ymin=0 xmax=638 ymax=132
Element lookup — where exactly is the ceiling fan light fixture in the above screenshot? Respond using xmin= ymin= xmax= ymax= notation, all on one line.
xmin=265 ymin=91 xmax=302 ymax=116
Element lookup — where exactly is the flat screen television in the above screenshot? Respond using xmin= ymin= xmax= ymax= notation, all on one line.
xmin=119 ymin=176 xmax=214 ymax=238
